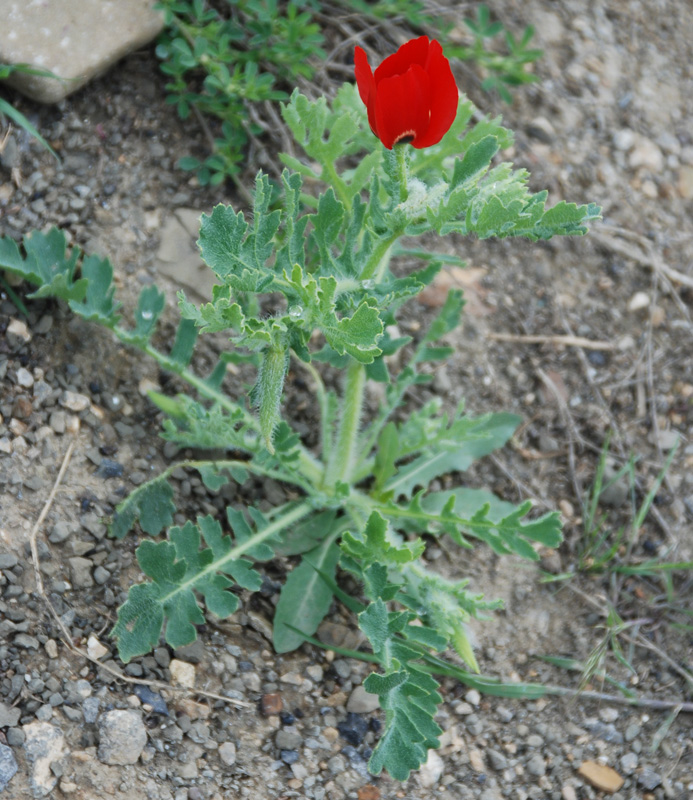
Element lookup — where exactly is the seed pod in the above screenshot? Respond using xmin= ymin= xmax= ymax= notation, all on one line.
xmin=255 ymin=342 xmax=289 ymax=454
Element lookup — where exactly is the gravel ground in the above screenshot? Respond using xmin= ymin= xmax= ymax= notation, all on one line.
xmin=1 ymin=1 xmax=692 ymax=799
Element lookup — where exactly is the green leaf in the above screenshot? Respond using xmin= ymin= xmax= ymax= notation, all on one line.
xmin=358 ymin=599 xmax=443 ymax=780
xmin=385 ymin=412 xmax=520 ymax=499
xmin=274 ymin=509 xmax=339 ymax=557
xmin=70 ymin=253 xmax=121 ymax=326
xmin=169 ymin=318 xmax=199 ymax=367
xmin=110 ymin=476 xmax=176 ymax=539
xmin=0 ymin=228 xmax=87 ymax=304
xmin=272 ymin=536 xmax=341 ymax=653
xmin=253 ymin=342 xmax=289 ymax=453
xmin=111 ymin=502 xmax=313 ymax=662
xmin=341 ymin=511 xmax=424 ymax=569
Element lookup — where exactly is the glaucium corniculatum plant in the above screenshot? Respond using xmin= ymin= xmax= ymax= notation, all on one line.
xmin=0 ymin=36 xmax=601 ymax=780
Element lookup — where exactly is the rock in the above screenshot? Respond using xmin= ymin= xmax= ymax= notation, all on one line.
xmin=346 ymin=685 xmax=380 ymax=713
xmin=678 ymin=166 xmax=693 ymax=199
xmin=0 ymin=0 xmax=165 ymax=103
xmin=620 ymin=752 xmax=638 ymax=774
xmin=577 ymin=760 xmax=625 ymax=793
xmin=173 ymin=639 xmax=205 ymax=664
xmin=628 ymin=291 xmax=650 ymax=312
xmin=82 ymin=697 xmax=100 ymax=724
xmin=629 ymin=138 xmax=664 ymax=172
xmin=0 ymin=553 xmax=19 ymax=569
xmin=419 ymin=748 xmax=445 ymax=787
xmin=86 ymin=635 xmax=109 ymax=660
xmin=526 ymin=752 xmax=546 ymax=777
xmin=169 ymin=659 xmax=196 ymax=689
xmin=337 ymin=713 xmax=369 ymax=746
xmin=260 ymin=693 xmax=283 ymax=717
xmin=60 ymin=391 xmax=90 ymax=412
xmin=0 ymin=743 xmax=18 ymax=793
xmin=23 ymin=721 xmax=67 ymax=797
xmin=487 ymin=748 xmax=508 ymax=771
xmin=16 ymin=367 xmax=34 ymax=387
xmin=156 ymin=209 xmax=215 ymax=300
xmin=7 ymin=318 xmax=31 ymax=345
xmin=650 ymin=429 xmax=680 ymax=450
xmin=561 ymin=786 xmax=577 ymax=800
xmin=637 ymin=767 xmax=662 ymax=790
xmin=275 ymin=728 xmax=303 ymax=751
xmin=97 ymin=710 xmax=147 ymax=765
xmin=68 ymin=556 xmax=94 ymax=588
xmin=218 ymin=741 xmax=236 ymax=767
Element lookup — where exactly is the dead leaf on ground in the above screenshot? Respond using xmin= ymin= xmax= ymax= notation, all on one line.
xmin=419 ymin=266 xmax=495 ymax=317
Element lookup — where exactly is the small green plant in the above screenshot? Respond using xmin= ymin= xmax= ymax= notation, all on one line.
xmin=155 ymin=0 xmax=325 ymax=185
xmin=1 ymin=63 xmax=600 ymax=777
xmin=155 ymin=1 xmax=541 ymax=186
xmin=0 ymin=63 xmax=60 ymax=160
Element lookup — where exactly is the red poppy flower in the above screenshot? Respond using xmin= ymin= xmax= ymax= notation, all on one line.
xmin=354 ymin=36 xmax=458 ymax=150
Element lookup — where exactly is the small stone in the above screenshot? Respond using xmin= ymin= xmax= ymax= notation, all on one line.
xmin=7 ymin=319 xmax=31 ymax=345
xmin=170 ymin=659 xmax=196 ymax=689
xmin=599 ymin=707 xmax=619 ymax=723
xmin=337 ymin=712 xmax=369 ymax=746
xmin=93 ymin=566 xmax=110 ymax=585
xmin=613 ymin=128 xmax=636 ymax=151
xmin=0 ymin=703 xmax=21 ymax=728
xmin=86 ymin=635 xmax=109 ymax=660
xmin=624 ymin=722 xmax=641 ymax=741
xmin=154 ymin=647 xmax=171 ymax=668
xmin=464 ymin=689 xmax=481 ymax=706
xmin=677 ymin=166 xmax=693 ymax=199
xmin=628 ymin=291 xmax=650 ymax=312
xmin=650 ymin=429 xmax=680 ymax=451
xmin=14 ymin=633 xmax=39 ymax=650
xmin=527 ymin=117 xmax=555 ymax=143
xmin=68 ymin=556 xmax=94 ymax=588
xmin=629 ymin=138 xmax=664 ymax=172
xmin=305 ymin=664 xmax=323 ymax=682
xmin=620 ymin=752 xmax=638 ymax=774
xmin=218 ymin=741 xmax=236 ymax=767
xmin=0 ymin=743 xmax=18 ymax=793
xmin=275 ymin=728 xmax=303 ymax=751
xmin=0 ymin=553 xmax=19 ymax=569
xmin=577 ymin=760 xmax=625 ymax=793
xmin=561 ymin=787 xmax=577 ymax=800
xmin=637 ymin=767 xmax=662 ymax=790
xmin=97 ymin=710 xmax=147 ymax=765
xmin=526 ymin=753 xmax=546 ymax=777
xmin=468 ymin=748 xmax=485 ymax=772
xmin=82 ymin=697 xmax=100 ymax=724
xmin=260 ymin=693 xmax=283 ymax=717
xmin=23 ymin=721 xmax=67 ymax=797
xmin=60 ymin=391 xmax=91 ymax=412
xmin=279 ymin=671 xmax=305 ymax=686
xmin=419 ymin=748 xmax=445 ymax=787
xmin=45 ymin=639 xmax=59 ymax=659
xmin=357 ymin=785 xmax=380 ymax=800
xmin=49 ymin=411 xmax=67 ymax=434
xmin=16 ymin=367 xmax=34 ymax=388
xmin=346 ymin=685 xmax=380 ymax=713
xmin=487 ymin=749 xmax=508 ymax=771
xmin=173 ymin=639 xmax=205 ymax=664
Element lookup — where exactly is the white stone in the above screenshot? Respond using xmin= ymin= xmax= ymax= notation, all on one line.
xmin=419 ymin=749 xmax=445 ymax=787
xmin=170 ymin=659 xmax=196 ymax=689
xmin=60 ymin=391 xmax=90 ymax=412
xmin=86 ymin=635 xmax=109 ymax=660
xmin=97 ymin=710 xmax=147 ymax=765
xmin=346 ymin=685 xmax=380 ymax=713
xmin=628 ymin=291 xmax=650 ymax=312
xmin=218 ymin=741 xmax=236 ymax=767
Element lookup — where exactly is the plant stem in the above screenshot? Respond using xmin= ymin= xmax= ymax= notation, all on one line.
xmin=394 ymin=143 xmax=409 ymax=203
xmin=358 ymin=231 xmax=400 ymax=282
xmin=325 ymin=359 xmax=366 ymax=487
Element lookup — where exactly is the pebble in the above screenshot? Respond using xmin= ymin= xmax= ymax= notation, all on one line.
xmin=620 ymin=752 xmax=638 ymax=774
xmin=419 ymin=749 xmax=445 ymax=787
xmin=577 ymin=760 xmax=625 ymax=793
xmin=260 ymin=693 xmax=283 ymax=717
xmin=0 ymin=743 xmax=18 ymax=793
xmin=465 ymin=689 xmax=481 ymax=706
xmin=170 ymin=659 xmax=196 ymax=689
xmin=346 ymin=685 xmax=380 ymax=713
xmin=68 ymin=556 xmax=94 ymax=588
xmin=60 ymin=390 xmax=91 ymax=412
xmin=637 ymin=767 xmax=662 ymax=790
xmin=624 ymin=722 xmax=641 ymax=741
xmin=275 ymin=728 xmax=303 ymax=751
xmin=526 ymin=753 xmax=546 ymax=777
xmin=97 ymin=710 xmax=147 ymax=765
xmin=86 ymin=635 xmax=110 ymax=660
xmin=628 ymin=291 xmax=651 ymax=311
xmin=337 ymin=713 xmax=369 ymax=746
xmin=487 ymin=749 xmax=508 ymax=771
xmin=0 ymin=703 xmax=21 ymax=728
xmin=23 ymin=721 xmax=67 ymax=797
xmin=16 ymin=367 xmax=34 ymax=388
xmin=218 ymin=741 xmax=236 ymax=766
xmin=82 ymin=696 xmax=100 ymax=724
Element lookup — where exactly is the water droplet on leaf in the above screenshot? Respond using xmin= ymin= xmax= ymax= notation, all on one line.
xmin=141 ymin=310 xmax=154 ymax=320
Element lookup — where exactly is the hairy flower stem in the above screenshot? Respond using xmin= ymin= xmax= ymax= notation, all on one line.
xmin=395 ymin=143 xmax=409 ymax=203
xmin=325 ymin=359 xmax=366 ymax=488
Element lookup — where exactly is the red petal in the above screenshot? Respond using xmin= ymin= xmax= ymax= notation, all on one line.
xmin=354 ymin=46 xmax=374 ymax=105
xmin=374 ymin=64 xmax=430 ymax=149
xmin=354 ymin=46 xmax=378 ymax=137
xmin=374 ymin=36 xmax=429 ymax=84
xmin=413 ymin=40 xmax=458 ymax=148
